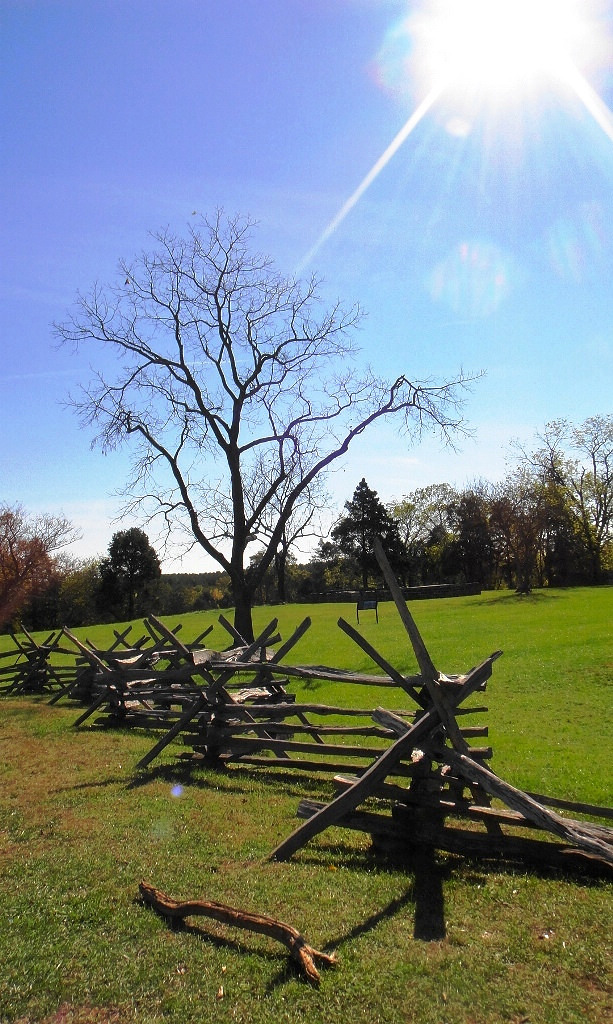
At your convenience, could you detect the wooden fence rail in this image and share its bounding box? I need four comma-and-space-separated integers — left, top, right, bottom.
2, 547, 612, 874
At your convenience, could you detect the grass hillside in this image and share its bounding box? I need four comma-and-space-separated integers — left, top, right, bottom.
1, 587, 611, 1024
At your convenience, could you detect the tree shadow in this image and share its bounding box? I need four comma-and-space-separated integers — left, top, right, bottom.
471, 590, 564, 607
127, 759, 335, 802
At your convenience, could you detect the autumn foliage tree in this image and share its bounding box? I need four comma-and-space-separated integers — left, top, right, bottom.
0, 505, 79, 629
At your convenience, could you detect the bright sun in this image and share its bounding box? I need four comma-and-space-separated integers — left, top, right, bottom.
300, 0, 612, 268
415, 0, 590, 98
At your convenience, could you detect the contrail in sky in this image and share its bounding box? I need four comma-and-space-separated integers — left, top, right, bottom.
298, 84, 444, 272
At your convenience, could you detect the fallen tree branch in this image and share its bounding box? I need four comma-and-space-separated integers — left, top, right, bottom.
139, 881, 337, 985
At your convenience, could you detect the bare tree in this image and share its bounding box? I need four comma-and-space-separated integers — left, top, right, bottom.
56, 212, 475, 640
255, 475, 327, 603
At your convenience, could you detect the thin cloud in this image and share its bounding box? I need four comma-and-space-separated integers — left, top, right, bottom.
0, 370, 77, 383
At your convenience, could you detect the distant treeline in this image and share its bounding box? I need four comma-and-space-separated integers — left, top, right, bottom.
18, 569, 233, 632
4, 413, 612, 633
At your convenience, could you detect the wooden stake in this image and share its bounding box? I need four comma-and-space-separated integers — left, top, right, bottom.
373, 537, 438, 679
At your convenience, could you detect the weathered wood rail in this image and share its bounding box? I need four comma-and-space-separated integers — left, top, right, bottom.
0, 626, 79, 695
268, 541, 613, 872
3, 541, 611, 874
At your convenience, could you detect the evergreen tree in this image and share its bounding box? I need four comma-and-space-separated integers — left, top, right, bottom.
332, 478, 406, 589
97, 528, 161, 620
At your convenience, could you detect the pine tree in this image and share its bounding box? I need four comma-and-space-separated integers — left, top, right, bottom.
97, 528, 161, 620
332, 479, 406, 589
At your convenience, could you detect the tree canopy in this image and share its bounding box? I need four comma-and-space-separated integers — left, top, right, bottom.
0, 505, 79, 629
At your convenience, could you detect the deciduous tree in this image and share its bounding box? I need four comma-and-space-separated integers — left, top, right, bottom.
489, 469, 549, 593
515, 415, 613, 583
56, 213, 474, 640
0, 505, 79, 628
389, 483, 458, 584
448, 484, 493, 585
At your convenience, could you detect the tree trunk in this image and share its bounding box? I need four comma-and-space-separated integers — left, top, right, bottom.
275, 549, 287, 603
233, 584, 255, 643
590, 546, 602, 584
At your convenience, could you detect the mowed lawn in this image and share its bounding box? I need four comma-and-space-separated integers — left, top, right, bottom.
0, 587, 611, 1024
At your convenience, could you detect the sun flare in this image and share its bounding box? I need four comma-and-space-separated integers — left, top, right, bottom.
414, 0, 593, 98
301, 0, 611, 268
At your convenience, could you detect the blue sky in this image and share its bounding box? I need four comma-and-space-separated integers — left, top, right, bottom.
1, 0, 612, 570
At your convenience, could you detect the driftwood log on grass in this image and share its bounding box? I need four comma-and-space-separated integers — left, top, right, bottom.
139, 881, 337, 985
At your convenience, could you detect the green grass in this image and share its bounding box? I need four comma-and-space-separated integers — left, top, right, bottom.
0, 588, 611, 1024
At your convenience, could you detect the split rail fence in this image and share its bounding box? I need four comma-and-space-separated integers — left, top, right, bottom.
2, 541, 612, 874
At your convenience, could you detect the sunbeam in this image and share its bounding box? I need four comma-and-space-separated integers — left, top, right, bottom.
298, 85, 442, 271
563, 62, 613, 143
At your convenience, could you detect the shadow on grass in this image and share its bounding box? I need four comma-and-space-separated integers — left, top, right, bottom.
137, 894, 293, 967
471, 590, 565, 607
262, 885, 425, 991
306, 831, 612, 883
291, 841, 451, 943
454, 852, 611, 885
136, 881, 433, 992
282, 837, 609, 956
130, 802, 608, 996
321, 846, 449, 945
127, 760, 338, 802
53, 774, 128, 793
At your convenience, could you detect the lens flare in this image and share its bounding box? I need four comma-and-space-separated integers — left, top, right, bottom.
298, 86, 442, 271
429, 241, 511, 318
301, 0, 612, 268
562, 61, 613, 143
546, 202, 608, 282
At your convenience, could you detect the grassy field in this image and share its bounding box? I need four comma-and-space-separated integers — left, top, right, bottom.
1, 588, 611, 1024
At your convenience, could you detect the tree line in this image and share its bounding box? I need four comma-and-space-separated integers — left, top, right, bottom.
250, 413, 612, 602
2, 411, 610, 632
